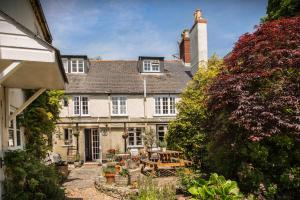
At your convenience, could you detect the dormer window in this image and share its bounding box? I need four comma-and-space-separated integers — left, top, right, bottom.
143, 60, 160, 72
71, 59, 84, 73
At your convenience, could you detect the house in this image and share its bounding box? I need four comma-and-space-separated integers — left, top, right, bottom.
0, 0, 67, 197
53, 9, 207, 163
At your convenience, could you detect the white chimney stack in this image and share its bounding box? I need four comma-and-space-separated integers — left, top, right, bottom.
190, 9, 208, 75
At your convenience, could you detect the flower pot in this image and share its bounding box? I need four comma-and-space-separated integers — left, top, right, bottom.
105, 173, 115, 184
162, 147, 167, 152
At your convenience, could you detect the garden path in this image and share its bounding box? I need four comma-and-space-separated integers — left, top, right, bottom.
64, 164, 118, 200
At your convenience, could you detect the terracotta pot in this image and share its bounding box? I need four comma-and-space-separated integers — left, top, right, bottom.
105, 173, 115, 184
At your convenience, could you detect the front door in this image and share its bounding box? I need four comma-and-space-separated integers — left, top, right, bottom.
84, 129, 92, 161
84, 128, 100, 162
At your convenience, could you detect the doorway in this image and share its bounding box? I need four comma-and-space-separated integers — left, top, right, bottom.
84, 128, 100, 162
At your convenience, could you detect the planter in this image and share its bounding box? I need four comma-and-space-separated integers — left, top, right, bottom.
115, 174, 128, 186
162, 147, 167, 152
105, 173, 115, 184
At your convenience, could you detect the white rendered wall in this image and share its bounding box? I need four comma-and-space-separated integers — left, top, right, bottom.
0, 0, 45, 40
61, 94, 180, 118
190, 23, 208, 72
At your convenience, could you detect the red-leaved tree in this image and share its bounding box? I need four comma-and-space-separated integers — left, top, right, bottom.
209, 16, 300, 141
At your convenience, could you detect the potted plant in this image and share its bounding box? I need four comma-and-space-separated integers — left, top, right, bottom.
103, 166, 116, 184
159, 140, 167, 152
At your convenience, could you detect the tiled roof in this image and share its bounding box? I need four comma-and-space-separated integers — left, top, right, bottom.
65, 60, 192, 94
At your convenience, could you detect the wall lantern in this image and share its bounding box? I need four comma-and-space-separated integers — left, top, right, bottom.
100, 123, 109, 136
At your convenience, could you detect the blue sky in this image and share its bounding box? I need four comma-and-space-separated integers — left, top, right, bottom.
41, 0, 268, 60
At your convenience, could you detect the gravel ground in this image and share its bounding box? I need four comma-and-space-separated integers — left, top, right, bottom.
64, 164, 118, 200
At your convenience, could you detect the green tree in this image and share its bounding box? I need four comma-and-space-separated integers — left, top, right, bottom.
166, 54, 223, 163
4, 90, 65, 199
21, 90, 64, 159
264, 0, 300, 21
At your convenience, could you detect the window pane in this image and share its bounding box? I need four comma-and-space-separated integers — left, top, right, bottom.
81, 97, 89, 115
170, 97, 175, 114
143, 60, 151, 71
155, 97, 161, 114
128, 131, 135, 146
162, 97, 168, 114
157, 125, 166, 142
112, 97, 119, 114
63, 59, 68, 73
16, 130, 21, 146
120, 97, 126, 114
8, 129, 14, 147
151, 62, 160, 72
136, 128, 142, 145
78, 60, 84, 72
73, 97, 80, 115
71, 60, 77, 72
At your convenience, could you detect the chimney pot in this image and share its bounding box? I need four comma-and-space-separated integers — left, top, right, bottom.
181, 29, 190, 39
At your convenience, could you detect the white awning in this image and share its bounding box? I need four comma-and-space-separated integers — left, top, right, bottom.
0, 10, 67, 89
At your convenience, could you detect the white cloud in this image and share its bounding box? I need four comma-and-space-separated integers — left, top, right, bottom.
41, 0, 177, 60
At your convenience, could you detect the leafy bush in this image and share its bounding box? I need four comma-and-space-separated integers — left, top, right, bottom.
167, 54, 223, 163
188, 173, 243, 200
130, 176, 176, 200
3, 150, 65, 200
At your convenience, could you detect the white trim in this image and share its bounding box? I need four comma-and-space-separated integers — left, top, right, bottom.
153, 95, 176, 116
81, 96, 89, 116
70, 59, 84, 73
143, 60, 160, 72
0, 61, 22, 84
9, 88, 46, 122
111, 96, 127, 116
7, 107, 23, 150
127, 127, 144, 147
73, 96, 89, 116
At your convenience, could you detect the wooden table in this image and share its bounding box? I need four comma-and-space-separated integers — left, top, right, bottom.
141, 150, 192, 176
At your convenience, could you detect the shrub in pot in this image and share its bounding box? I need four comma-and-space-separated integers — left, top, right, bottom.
159, 140, 167, 152
103, 166, 116, 184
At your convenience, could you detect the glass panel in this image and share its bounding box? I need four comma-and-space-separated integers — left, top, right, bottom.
128, 132, 135, 146
155, 97, 161, 114
170, 97, 175, 114
151, 61, 160, 72
162, 97, 168, 114
112, 97, 119, 114
73, 97, 80, 115
8, 129, 14, 147
120, 97, 126, 114
136, 128, 142, 146
92, 129, 100, 160
81, 97, 89, 115
157, 125, 166, 142
143, 60, 151, 71
78, 60, 84, 72
71, 60, 77, 72
16, 130, 21, 146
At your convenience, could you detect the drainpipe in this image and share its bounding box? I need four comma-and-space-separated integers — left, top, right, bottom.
143, 77, 147, 118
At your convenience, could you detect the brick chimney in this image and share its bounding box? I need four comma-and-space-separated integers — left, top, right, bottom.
179, 29, 191, 66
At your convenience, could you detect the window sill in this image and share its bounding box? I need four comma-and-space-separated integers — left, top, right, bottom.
111, 114, 128, 117
153, 114, 176, 117
127, 145, 144, 148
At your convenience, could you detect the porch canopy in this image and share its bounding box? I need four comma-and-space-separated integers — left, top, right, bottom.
0, 10, 67, 89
